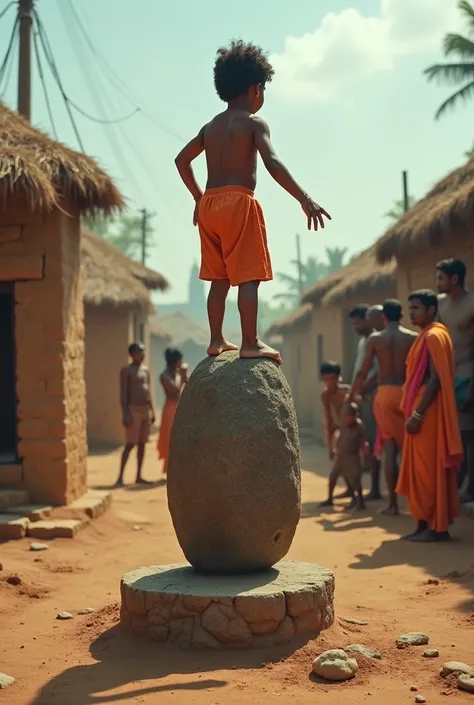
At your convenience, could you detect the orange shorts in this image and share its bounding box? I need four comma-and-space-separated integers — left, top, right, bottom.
198, 186, 273, 286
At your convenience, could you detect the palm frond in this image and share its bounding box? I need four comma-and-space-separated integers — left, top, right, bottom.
435, 79, 474, 119
458, 0, 474, 32
424, 62, 474, 85
443, 33, 474, 58
275, 272, 299, 288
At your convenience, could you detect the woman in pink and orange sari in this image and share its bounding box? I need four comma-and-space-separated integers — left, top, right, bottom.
398, 290, 463, 542
157, 348, 187, 476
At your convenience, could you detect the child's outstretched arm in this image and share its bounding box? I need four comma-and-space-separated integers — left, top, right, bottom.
175, 127, 205, 223
254, 117, 331, 231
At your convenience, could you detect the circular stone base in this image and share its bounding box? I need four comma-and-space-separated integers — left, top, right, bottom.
120, 561, 335, 649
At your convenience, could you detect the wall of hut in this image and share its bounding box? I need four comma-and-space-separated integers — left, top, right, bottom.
0, 203, 86, 504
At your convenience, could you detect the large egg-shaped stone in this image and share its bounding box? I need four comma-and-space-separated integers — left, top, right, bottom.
167, 352, 301, 575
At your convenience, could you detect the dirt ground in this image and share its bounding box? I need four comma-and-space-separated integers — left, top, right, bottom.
1, 439, 474, 705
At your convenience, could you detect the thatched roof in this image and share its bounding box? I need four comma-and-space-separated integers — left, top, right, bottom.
81, 230, 168, 309
152, 311, 209, 347
0, 102, 124, 214
149, 321, 171, 340
266, 303, 312, 336
376, 154, 474, 264
301, 267, 348, 305
322, 248, 396, 305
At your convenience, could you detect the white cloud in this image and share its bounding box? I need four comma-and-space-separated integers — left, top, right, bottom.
270, 0, 462, 103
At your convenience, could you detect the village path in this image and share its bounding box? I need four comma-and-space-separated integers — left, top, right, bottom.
1, 440, 474, 705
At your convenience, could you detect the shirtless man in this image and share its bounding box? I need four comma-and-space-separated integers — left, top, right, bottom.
174, 40, 330, 363
436, 258, 474, 503
349, 305, 384, 500
349, 299, 417, 514
115, 342, 155, 487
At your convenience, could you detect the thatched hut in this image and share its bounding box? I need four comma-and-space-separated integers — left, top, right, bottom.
81, 230, 168, 447
376, 155, 474, 303
0, 102, 122, 504
269, 247, 396, 439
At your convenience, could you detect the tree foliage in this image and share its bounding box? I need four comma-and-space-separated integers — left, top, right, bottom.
384, 196, 416, 223
83, 214, 155, 262
274, 246, 348, 307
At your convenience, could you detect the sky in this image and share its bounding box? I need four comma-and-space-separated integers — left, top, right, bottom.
0, 0, 472, 304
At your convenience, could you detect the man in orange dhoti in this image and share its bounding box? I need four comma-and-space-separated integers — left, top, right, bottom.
349, 300, 417, 515
175, 41, 331, 364
398, 290, 463, 542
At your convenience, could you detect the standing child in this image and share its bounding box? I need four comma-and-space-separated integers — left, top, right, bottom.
157, 348, 187, 476
320, 361, 354, 503
321, 402, 368, 511
175, 40, 331, 364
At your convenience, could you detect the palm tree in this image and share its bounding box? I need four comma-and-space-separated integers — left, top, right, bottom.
325, 246, 347, 273
424, 0, 474, 120
274, 255, 327, 306
384, 196, 416, 223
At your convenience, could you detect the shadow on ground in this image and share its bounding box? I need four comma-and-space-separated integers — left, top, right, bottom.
30, 625, 312, 705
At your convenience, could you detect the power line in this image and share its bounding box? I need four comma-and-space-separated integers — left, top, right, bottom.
64, 0, 186, 144
32, 9, 85, 151
0, 14, 19, 96
0, 1, 15, 22
32, 26, 58, 138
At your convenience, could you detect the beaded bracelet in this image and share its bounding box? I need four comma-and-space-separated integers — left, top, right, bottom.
412, 410, 424, 421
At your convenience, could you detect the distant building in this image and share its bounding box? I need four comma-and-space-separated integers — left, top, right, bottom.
158, 263, 240, 330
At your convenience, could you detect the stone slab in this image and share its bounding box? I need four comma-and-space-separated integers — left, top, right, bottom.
5, 505, 52, 521
66, 490, 112, 519
0, 514, 30, 540
26, 519, 84, 539
0, 489, 30, 511
120, 560, 335, 649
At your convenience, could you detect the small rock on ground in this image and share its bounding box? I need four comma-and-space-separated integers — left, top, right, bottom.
6, 575, 22, 586
396, 632, 429, 647
458, 674, 474, 694
410, 686, 418, 692
30, 543, 48, 551
340, 617, 369, 626
56, 611, 73, 620
78, 608, 95, 615
0, 673, 15, 689
313, 649, 358, 682
441, 661, 474, 678
423, 649, 439, 658
415, 696, 426, 704
345, 644, 382, 660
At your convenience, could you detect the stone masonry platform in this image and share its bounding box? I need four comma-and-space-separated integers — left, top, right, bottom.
120, 561, 335, 649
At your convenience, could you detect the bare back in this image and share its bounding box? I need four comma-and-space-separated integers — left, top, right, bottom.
370, 325, 418, 386
203, 110, 259, 190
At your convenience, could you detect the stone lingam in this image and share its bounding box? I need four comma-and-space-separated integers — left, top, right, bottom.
120, 352, 335, 649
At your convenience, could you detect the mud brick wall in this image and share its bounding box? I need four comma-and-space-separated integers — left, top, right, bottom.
0, 203, 87, 505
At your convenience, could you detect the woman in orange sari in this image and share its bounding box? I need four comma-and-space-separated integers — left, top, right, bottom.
157, 348, 187, 476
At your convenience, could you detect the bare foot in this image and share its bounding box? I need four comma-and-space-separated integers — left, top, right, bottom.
207, 340, 239, 356
319, 499, 334, 508
114, 478, 125, 488
365, 489, 383, 501
136, 478, 153, 485
240, 340, 283, 365
335, 489, 354, 500
379, 505, 399, 516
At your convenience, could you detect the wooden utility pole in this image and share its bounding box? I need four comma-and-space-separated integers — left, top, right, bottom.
18, 0, 34, 121
295, 233, 303, 296
402, 170, 409, 213
140, 208, 148, 265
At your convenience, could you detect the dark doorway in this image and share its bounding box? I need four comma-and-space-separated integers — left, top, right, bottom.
0, 284, 17, 462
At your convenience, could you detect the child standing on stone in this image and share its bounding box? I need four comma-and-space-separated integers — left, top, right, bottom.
175, 40, 331, 364
321, 402, 368, 512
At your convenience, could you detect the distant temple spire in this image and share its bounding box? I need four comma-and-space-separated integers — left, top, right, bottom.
188, 261, 205, 316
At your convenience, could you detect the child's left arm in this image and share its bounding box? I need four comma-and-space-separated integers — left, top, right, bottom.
175, 127, 206, 223
358, 423, 370, 457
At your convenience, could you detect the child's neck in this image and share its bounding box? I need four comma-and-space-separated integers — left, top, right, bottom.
227, 96, 253, 112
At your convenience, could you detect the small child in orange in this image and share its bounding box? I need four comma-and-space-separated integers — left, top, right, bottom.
321, 402, 368, 512
175, 40, 331, 364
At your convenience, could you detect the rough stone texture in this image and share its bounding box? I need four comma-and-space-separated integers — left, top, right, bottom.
415, 696, 426, 704
0, 514, 29, 539
0, 490, 30, 511
167, 352, 301, 574
396, 632, 429, 647
0, 673, 15, 689
458, 674, 474, 693
120, 561, 334, 649
423, 649, 439, 658
6, 505, 52, 521
30, 543, 48, 551
5, 206, 88, 507
312, 649, 358, 681
346, 644, 381, 660
57, 611, 73, 620
441, 661, 474, 678
27, 519, 85, 539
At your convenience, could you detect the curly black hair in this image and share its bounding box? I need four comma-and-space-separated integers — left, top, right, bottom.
213, 40, 275, 102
